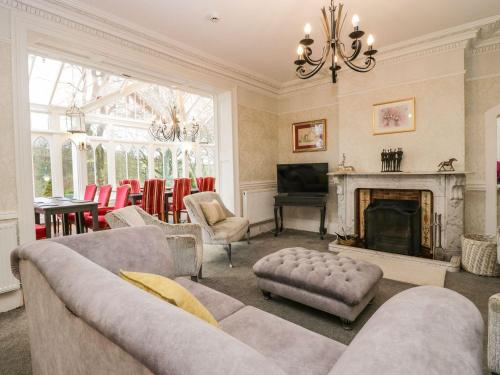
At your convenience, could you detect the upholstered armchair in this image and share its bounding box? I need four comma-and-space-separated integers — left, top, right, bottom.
105, 206, 203, 281
183, 192, 249, 267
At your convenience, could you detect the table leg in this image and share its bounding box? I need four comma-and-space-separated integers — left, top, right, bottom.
320, 206, 326, 240
279, 206, 284, 232
35, 212, 40, 225
62, 213, 70, 236
76, 212, 84, 234
274, 206, 279, 237
44, 212, 52, 239
91, 206, 99, 232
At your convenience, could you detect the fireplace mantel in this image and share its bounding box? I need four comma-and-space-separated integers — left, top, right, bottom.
328, 171, 466, 257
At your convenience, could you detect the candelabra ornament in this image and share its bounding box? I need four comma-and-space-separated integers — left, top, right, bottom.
149, 104, 200, 143
381, 148, 403, 172
294, 0, 377, 83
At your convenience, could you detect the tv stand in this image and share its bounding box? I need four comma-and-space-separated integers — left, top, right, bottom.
274, 193, 328, 239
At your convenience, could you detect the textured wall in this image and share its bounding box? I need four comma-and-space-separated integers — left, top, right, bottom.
238, 104, 279, 183
0, 41, 17, 212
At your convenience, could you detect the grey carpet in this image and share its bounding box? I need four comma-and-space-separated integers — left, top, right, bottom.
1, 229, 499, 374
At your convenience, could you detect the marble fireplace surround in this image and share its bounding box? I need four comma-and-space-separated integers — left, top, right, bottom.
328, 171, 466, 257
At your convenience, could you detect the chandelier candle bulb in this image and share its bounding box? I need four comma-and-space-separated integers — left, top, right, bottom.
351, 14, 360, 28
367, 34, 374, 46
304, 23, 312, 36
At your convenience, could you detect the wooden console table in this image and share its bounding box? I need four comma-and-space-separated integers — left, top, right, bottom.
274, 193, 328, 239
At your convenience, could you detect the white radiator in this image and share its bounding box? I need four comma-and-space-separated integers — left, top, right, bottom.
242, 189, 276, 224
0, 222, 20, 294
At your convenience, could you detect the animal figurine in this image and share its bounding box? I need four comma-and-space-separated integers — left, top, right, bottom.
336, 153, 355, 172
437, 158, 457, 172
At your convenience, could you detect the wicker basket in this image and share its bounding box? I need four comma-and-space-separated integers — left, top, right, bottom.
461, 234, 500, 276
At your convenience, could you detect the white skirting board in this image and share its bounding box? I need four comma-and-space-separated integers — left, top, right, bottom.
0, 221, 20, 294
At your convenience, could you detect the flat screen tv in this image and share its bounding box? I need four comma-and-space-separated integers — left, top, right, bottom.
277, 163, 329, 194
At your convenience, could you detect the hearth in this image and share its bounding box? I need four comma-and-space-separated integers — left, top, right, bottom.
364, 199, 421, 256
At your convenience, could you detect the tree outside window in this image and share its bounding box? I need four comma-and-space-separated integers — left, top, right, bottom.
62, 139, 74, 197
154, 149, 163, 178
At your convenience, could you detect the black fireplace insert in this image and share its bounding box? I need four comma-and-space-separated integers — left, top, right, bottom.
364, 199, 421, 256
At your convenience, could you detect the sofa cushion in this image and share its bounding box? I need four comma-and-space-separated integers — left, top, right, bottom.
211, 217, 249, 242
120, 271, 218, 327
200, 199, 226, 225
253, 247, 382, 306
175, 277, 245, 321
221, 306, 346, 375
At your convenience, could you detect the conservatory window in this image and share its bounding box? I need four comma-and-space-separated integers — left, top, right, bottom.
32, 137, 52, 197
139, 148, 148, 183
115, 146, 127, 183
95, 145, 108, 186
164, 149, 173, 186
87, 146, 95, 185
62, 140, 75, 197
127, 148, 139, 180
154, 149, 163, 178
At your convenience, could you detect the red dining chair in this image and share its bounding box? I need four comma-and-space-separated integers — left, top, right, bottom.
141, 179, 166, 221
85, 185, 130, 230
35, 224, 46, 240
168, 178, 191, 224
201, 177, 216, 192
66, 183, 98, 233
196, 177, 203, 191
120, 179, 142, 205
83, 185, 112, 231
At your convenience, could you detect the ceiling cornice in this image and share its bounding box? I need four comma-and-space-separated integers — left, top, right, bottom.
2, 0, 283, 95
2, 0, 500, 98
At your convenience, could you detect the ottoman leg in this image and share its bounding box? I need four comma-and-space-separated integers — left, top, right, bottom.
340, 318, 353, 331
262, 290, 272, 300
224, 244, 233, 268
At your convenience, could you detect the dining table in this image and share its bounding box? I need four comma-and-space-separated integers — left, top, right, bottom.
34, 197, 99, 238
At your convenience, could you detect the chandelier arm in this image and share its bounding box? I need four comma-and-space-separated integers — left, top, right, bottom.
304, 43, 330, 66
337, 40, 362, 62
296, 59, 328, 79
342, 56, 376, 73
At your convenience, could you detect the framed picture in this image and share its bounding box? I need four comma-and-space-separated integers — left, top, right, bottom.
292, 119, 327, 152
372, 97, 415, 135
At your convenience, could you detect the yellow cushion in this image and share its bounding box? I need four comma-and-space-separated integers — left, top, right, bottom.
200, 199, 226, 226
120, 270, 219, 328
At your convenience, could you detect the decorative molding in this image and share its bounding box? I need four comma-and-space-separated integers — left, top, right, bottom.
2, 0, 283, 94
1, 0, 499, 97
465, 183, 486, 191
240, 180, 276, 191
0, 211, 17, 221
466, 72, 500, 82
0, 36, 11, 44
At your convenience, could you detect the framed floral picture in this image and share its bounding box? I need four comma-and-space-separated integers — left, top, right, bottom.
292, 119, 327, 152
372, 97, 415, 135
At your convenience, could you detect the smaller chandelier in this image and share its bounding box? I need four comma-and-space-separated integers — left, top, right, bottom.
149, 105, 200, 143
294, 0, 378, 83
65, 104, 87, 151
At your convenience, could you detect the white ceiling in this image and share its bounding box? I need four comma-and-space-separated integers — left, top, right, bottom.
70, 0, 500, 83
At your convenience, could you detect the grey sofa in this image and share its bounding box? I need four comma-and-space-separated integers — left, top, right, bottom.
184, 192, 249, 267
11, 226, 484, 375
105, 205, 203, 280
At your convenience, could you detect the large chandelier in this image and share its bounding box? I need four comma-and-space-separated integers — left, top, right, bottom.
294, 0, 378, 83
149, 105, 200, 143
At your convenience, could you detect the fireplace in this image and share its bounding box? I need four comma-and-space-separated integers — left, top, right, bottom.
355, 188, 433, 258
364, 199, 421, 256
329, 171, 466, 261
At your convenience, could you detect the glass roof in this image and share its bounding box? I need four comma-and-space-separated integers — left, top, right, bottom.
28, 54, 214, 143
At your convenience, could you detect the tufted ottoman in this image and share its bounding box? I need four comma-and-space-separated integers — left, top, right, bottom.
253, 247, 383, 325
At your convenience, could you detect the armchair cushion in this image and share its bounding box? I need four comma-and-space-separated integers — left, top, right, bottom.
112, 206, 147, 227
200, 199, 226, 225
211, 217, 250, 243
